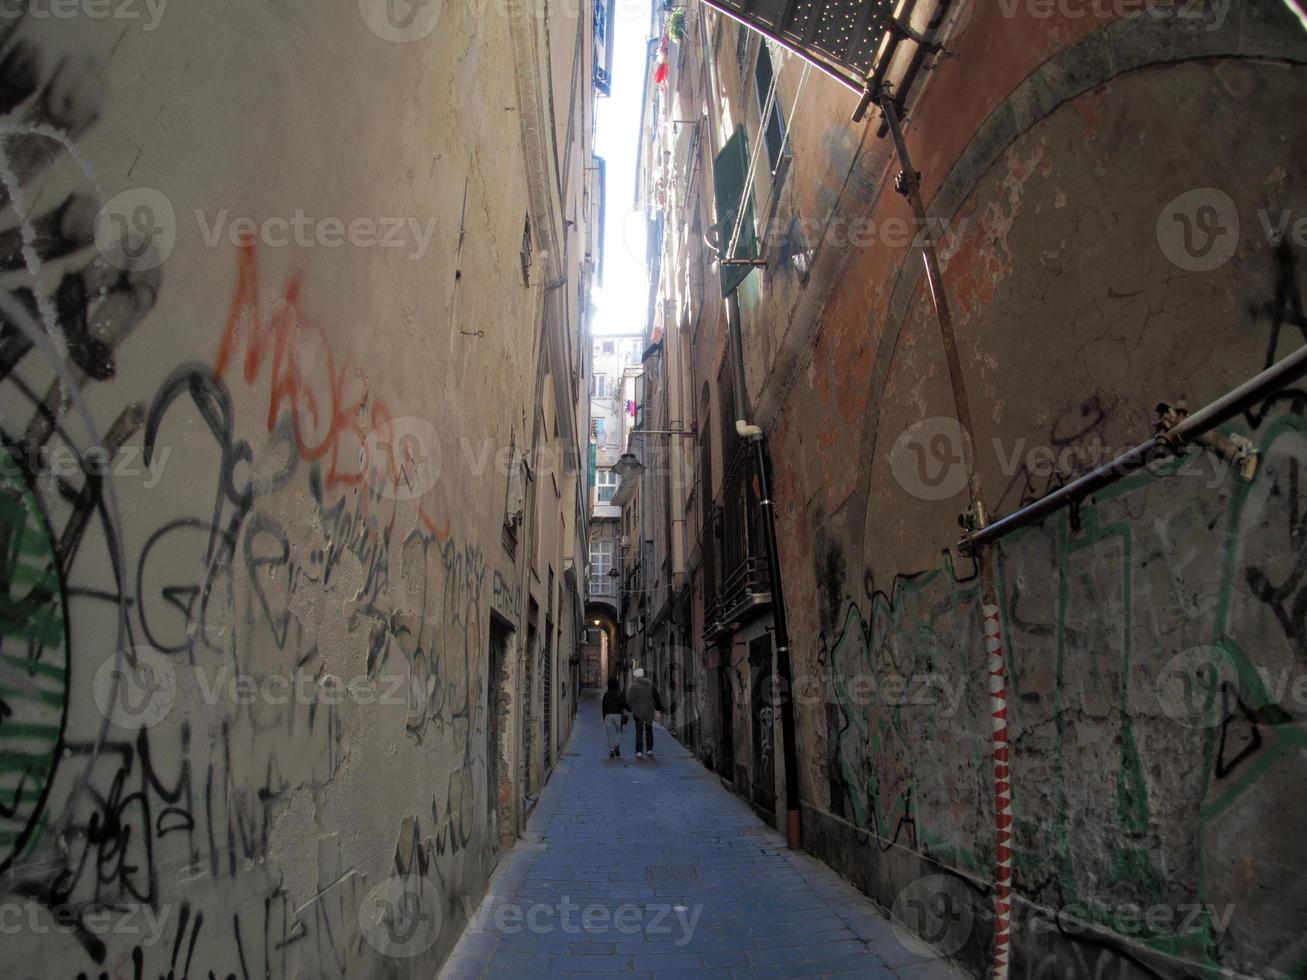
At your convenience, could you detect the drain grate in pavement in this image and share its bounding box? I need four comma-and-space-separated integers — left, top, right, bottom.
646, 865, 701, 884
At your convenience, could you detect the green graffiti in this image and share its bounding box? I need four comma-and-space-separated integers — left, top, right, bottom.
828, 413, 1307, 976
0, 466, 68, 873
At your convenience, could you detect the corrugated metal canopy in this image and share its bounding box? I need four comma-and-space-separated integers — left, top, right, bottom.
718, 0, 896, 77
702, 0, 956, 123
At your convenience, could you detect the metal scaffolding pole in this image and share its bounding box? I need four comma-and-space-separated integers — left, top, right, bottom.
880, 96, 1014, 980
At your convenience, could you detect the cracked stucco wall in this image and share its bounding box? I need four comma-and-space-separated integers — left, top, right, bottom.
721, 3, 1307, 977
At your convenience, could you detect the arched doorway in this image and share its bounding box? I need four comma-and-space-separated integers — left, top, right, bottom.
583, 602, 619, 688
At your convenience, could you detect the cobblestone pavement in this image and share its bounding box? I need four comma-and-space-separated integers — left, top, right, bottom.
440, 692, 970, 979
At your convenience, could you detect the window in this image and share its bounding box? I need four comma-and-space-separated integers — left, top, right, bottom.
594, 373, 609, 398
754, 43, 786, 176
594, 418, 606, 439
712, 125, 758, 297
735, 24, 752, 76
503, 431, 523, 557
590, 540, 615, 596
598, 541, 611, 571
602, 341, 615, 354
596, 469, 620, 505
594, 0, 614, 96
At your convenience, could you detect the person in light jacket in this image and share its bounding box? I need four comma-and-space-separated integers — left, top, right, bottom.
624, 668, 664, 759
601, 678, 627, 758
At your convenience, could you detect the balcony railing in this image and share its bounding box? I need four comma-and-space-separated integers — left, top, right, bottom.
703, 555, 771, 639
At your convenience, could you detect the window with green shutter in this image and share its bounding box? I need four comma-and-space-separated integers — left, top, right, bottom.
713, 124, 758, 297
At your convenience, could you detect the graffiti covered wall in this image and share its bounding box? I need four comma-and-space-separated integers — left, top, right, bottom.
741, 4, 1307, 977
0, 2, 587, 976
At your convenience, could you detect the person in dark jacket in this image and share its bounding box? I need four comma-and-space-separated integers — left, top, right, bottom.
601, 678, 627, 758
624, 668, 664, 759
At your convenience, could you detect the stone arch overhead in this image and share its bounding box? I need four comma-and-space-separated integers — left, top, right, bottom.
586, 597, 619, 622
845, 6, 1307, 553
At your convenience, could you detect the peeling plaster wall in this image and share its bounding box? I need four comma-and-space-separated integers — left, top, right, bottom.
0, 3, 587, 977
729, 3, 1307, 978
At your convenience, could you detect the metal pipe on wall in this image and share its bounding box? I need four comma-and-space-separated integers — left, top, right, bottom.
962, 439, 1161, 552
963, 342, 1307, 553
665, 300, 690, 593
726, 293, 803, 851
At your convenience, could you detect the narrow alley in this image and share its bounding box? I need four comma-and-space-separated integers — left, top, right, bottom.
442, 693, 964, 980
2, 1, 1307, 978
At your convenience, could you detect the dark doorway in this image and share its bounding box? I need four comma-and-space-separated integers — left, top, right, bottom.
524, 609, 537, 793
718, 659, 734, 782
749, 634, 777, 816
487, 616, 512, 850
543, 616, 554, 769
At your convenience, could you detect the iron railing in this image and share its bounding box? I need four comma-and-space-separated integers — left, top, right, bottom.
704, 554, 772, 637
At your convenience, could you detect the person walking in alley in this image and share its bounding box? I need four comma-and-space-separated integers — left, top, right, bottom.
625, 668, 663, 759
601, 678, 628, 758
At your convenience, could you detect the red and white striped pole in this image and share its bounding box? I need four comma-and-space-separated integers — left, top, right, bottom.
984, 596, 1012, 980
881, 97, 1014, 980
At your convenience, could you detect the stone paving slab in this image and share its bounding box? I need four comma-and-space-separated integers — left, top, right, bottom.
440, 693, 972, 979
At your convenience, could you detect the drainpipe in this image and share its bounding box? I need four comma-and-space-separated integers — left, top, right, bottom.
701, 2, 724, 152
666, 298, 689, 592
727, 294, 803, 851
880, 98, 1013, 980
